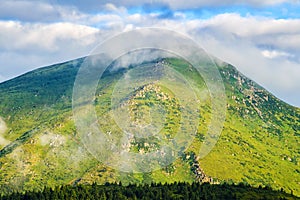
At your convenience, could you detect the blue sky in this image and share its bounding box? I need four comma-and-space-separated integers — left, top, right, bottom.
180, 4, 300, 19
124, 2, 300, 20
0, 0, 300, 107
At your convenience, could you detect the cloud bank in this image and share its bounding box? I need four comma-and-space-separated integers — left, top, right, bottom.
0, 0, 299, 107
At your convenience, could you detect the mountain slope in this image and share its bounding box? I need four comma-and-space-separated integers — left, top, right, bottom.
0, 57, 299, 195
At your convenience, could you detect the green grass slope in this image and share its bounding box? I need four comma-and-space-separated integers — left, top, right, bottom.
0, 57, 299, 196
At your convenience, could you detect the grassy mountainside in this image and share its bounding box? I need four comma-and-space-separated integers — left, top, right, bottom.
0, 57, 299, 196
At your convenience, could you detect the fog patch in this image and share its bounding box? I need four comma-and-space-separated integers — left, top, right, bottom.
39, 132, 66, 147
109, 49, 175, 72
0, 117, 9, 146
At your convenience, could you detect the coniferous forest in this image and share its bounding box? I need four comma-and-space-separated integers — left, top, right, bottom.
1, 182, 298, 200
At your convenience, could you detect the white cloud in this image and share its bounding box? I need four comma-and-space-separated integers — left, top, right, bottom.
46, 0, 300, 11
0, 6, 299, 106
197, 13, 300, 36
0, 20, 102, 81
0, 21, 99, 51
157, 0, 298, 9
186, 14, 300, 106
104, 3, 127, 14
0, 0, 58, 21
261, 50, 294, 59
0, 0, 82, 22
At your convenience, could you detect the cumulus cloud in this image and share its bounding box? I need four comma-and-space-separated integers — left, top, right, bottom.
187, 14, 300, 106
192, 13, 300, 61
0, 21, 98, 51
0, 20, 102, 80
196, 31, 300, 105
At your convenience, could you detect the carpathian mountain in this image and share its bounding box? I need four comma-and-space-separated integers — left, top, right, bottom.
0, 55, 299, 196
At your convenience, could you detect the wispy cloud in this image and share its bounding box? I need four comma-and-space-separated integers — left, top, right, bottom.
49, 0, 300, 11
261, 49, 294, 59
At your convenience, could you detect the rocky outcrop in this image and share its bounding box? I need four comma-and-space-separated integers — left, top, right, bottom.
183, 151, 213, 183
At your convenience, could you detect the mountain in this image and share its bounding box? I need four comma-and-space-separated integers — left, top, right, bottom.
0, 56, 299, 196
